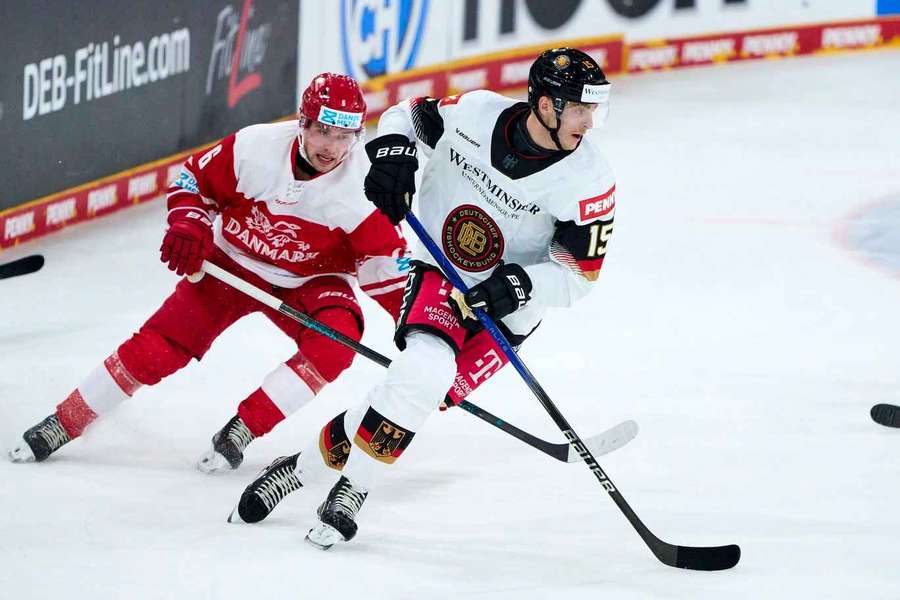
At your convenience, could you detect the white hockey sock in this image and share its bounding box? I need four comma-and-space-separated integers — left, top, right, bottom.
260, 362, 317, 417
341, 332, 457, 491
79, 353, 139, 415
297, 403, 367, 482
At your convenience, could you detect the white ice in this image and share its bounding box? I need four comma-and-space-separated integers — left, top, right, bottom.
2, 50, 899, 599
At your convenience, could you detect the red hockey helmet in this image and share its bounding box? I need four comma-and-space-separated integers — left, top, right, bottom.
299, 73, 367, 132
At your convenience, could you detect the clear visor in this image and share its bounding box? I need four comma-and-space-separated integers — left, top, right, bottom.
573, 82, 611, 129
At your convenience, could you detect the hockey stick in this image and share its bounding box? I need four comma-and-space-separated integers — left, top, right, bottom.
199, 260, 637, 463
405, 210, 740, 571
0, 254, 44, 280
871, 404, 900, 428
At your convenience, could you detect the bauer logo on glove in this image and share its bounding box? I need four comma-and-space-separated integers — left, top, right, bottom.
363, 134, 419, 225
449, 262, 533, 330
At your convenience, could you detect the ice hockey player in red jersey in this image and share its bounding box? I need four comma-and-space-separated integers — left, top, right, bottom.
226, 48, 618, 548
8, 73, 410, 469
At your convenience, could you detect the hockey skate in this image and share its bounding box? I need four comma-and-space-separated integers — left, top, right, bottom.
8, 414, 71, 463
197, 415, 255, 474
228, 453, 303, 524
305, 475, 368, 550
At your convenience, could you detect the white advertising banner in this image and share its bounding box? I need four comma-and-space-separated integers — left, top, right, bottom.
300, 0, 878, 90
296, 1, 895, 118
451, 0, 877, 57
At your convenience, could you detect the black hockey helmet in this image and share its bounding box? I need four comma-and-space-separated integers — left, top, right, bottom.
528, 48, 610, 149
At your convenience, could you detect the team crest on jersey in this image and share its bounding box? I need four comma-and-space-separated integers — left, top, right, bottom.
442, 205, 504, 272
245, 205, 305, 249
223, 204, 321, 264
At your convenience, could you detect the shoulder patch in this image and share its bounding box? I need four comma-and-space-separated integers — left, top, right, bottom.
578, 185, 616, 223
439, 94, 463, 107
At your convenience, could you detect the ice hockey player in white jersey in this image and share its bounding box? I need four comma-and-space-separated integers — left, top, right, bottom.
226, 48, 617, 548
8, 73, 410, 469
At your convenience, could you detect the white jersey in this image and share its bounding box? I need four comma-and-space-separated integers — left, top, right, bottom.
377, 90, 616, 327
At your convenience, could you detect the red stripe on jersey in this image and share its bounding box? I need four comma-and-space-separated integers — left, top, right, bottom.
575, 257, 604, 273
360, 275, 408, 293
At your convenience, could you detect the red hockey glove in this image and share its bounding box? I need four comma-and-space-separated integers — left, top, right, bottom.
159, 209, 213, 276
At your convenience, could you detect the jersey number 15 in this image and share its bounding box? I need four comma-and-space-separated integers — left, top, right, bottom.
586, 223, 613, 258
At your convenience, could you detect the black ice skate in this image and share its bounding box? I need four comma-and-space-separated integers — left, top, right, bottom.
305, 475, 368, 550
871, 403, 900, 428
228, 453, 303, 524
8, 414, 72, 463
197, 415, 255, 474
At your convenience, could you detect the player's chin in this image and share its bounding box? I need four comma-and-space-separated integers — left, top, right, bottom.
564, 133, 584, 150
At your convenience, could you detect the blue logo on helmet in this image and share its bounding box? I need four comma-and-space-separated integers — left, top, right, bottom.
340, 0, 429, 81
318, 106, 364, 129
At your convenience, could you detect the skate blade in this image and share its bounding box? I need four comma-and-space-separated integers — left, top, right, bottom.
305, 523, 344, 551
8, 443, 36, 463
197, 449, 231, 474
227, 504, 246, 524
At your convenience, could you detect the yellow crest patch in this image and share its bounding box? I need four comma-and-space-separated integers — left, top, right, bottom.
553, 54, 571, 69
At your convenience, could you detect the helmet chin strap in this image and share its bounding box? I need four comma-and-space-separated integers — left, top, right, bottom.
296, 122, 312, 162
534, 97, 567, 151
294, 124, 323, 176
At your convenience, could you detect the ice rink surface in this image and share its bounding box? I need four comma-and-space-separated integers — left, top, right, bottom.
2, 50, 899, 599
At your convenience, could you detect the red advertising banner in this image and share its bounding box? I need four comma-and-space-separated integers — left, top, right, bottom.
628, 17, 900, 73
0, 153, 193, 250
3, 17, 898, 252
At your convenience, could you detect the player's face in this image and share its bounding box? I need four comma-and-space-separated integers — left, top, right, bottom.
556, 101, 597, 150
302, 121, 358, 172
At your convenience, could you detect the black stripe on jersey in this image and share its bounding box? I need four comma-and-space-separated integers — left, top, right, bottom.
550, 219, 609, 276
409, 97, 445, 149
490, 103, 572, 180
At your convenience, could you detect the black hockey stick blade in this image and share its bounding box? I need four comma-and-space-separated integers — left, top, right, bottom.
871, 403, 900, 428
669, 543, 741, 571
621, 496, 741, 570
0, 254, 44, 280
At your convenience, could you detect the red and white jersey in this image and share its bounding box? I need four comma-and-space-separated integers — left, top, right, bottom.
166, 121, 408, 316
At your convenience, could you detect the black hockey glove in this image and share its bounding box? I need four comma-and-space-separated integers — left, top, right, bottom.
364, 134, 418, 225
461, 262, 532, 321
